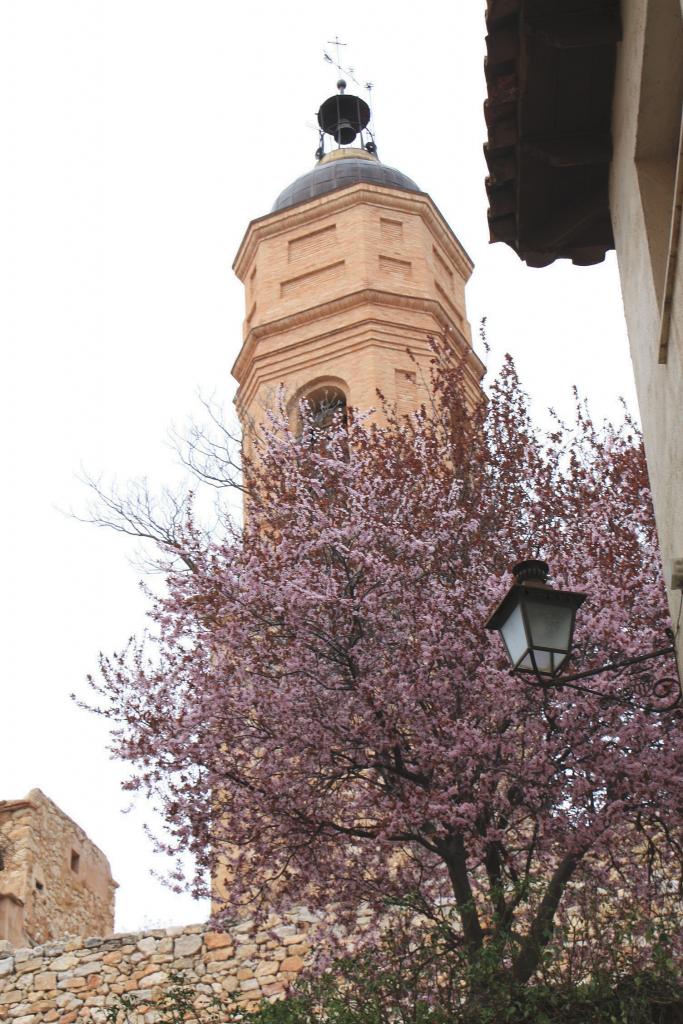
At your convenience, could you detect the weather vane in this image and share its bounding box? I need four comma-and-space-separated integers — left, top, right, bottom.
323, 37, 374, 98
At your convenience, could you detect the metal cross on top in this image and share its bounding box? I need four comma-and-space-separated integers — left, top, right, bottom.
326, 36, 347, 69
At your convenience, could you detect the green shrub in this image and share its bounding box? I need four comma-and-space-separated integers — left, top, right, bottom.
243, 943, 683, 1024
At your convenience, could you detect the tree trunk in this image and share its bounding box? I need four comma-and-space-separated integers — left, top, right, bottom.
512, 848, 586, 984
439, 834, 485, 957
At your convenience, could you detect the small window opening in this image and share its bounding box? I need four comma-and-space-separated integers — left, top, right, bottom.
35, 879, 44, 891
70, 850, 81, 873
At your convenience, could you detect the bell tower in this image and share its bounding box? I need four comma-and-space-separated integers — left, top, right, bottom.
231, 81, 483, 436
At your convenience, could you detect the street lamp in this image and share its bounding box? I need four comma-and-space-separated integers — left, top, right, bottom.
484, 559, 586, 678
485, 557, 680, 709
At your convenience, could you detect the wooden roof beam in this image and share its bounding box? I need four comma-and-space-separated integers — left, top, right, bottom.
523, 135, 612, 167
525, 190, 610, 251
527, 9, 621, 49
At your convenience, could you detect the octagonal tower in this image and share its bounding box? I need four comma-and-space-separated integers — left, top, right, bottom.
231, 82, 483, 439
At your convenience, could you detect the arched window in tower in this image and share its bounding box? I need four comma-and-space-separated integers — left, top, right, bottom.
292, 381, 349, 454
302, 385, 347, 433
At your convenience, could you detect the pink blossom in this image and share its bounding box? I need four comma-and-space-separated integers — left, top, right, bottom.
86, 347, 683, 983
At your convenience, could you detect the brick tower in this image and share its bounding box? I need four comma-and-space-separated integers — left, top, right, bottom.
231, 81, 483, 438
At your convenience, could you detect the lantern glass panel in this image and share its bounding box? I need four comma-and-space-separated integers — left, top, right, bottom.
520, 648, 554, 674
499, 603, 529, 666
525, 597, 573, 656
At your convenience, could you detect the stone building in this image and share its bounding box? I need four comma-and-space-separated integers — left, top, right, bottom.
0, 790, 116, 948
483, 0, 683, 661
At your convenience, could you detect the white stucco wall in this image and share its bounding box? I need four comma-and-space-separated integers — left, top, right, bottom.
610, 0, 683, 657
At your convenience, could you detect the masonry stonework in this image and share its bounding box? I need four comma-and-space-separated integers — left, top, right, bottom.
0, 916, 315, 1022
0, 792, 116, 950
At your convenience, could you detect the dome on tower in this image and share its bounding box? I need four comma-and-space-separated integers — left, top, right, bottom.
272, 149, 421, 212
272, 81, 420, 212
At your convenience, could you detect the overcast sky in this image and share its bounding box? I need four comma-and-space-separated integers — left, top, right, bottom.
0, 2, 638, 933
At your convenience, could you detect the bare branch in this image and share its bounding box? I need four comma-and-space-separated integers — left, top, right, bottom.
171, 395, 245, 492
74, 472, 200, 573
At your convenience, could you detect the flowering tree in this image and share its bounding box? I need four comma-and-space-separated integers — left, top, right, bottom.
89, 349, 683, 989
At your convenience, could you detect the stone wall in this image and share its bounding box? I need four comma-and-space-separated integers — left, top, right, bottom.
0, 791, 116, 948
0, 916, 313, 1022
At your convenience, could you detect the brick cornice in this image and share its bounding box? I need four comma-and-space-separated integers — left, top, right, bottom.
231, 287, 481, 383
235, 328, 484, 419
232, 184, 473, 284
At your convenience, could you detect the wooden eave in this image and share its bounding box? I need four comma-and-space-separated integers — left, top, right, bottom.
484, 0, 621, 268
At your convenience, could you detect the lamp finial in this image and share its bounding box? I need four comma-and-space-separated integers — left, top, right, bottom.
513, 559, 549, 586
